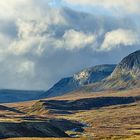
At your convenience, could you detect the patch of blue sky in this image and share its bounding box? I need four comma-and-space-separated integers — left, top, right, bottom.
66, 4, 113, 16
48, 0, 123, 17
48, 0, 64, 8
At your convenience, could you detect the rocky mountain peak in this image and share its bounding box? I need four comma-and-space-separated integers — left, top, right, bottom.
111, 50, 140, 78
74, 65, 116, 86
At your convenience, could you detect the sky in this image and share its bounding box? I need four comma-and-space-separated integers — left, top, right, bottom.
0, 0, 140, 90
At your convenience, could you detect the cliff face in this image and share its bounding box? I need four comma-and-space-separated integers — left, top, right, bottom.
84, 50, 140, 92
111, 50, 140, 78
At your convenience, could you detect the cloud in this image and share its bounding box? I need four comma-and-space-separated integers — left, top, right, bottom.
55, 29, 96, 50
64, 0, 140, 14
0, 33, 11, 48
100, 29, 140, 51
0, 1, 139, 90
8, 0, 65, 55
0, 0, 30, 19
17, 61, 35, 77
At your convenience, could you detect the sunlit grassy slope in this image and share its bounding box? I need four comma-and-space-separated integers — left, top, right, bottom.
1, 88, 140, 140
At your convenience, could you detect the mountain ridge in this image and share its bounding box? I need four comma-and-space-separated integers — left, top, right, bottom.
39, 64, 116, 98
39, 50, 140, 99
82, 50, 140, 93
111, 50, 140, 78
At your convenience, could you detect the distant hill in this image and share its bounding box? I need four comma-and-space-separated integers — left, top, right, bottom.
0, 90, 44, 103
39, 64, 116, 98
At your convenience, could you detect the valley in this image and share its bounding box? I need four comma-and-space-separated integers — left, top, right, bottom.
0, 50, 140, 139
0, 88, 140, 140
0, 0, 139, 139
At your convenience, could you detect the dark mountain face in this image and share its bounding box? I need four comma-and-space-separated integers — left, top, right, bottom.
39, 64, 116, 98
111, 50, 140, 78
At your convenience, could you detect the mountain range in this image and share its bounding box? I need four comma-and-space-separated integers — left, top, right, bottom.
39, 50, 140, 99
39, 64, 116, 98
84, 50, 140, 93
0, 50, 140, 103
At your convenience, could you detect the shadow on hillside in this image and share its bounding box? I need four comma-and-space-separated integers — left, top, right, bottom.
49, 118, 85, 132
0, 121, 69, 139
0, 105, 23, 114
41, 96, 140, 111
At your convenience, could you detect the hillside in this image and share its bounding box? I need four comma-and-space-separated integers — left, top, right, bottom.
3, 88, 140, 139
77, 50, 140, 93
39, 64, 116, 98
112, 50, 140, 77
0, 105, 69, 138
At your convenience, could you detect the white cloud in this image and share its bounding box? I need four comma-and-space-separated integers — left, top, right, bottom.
4, 0, 66, 56
17, 60, 35, 77
0, 0, 30, 19
0, 33, 12, 62
55, 29, 96, 50
9, 36, 46, 55
100, 29, 139, 51
0, 0, 68, 89
64, 0, 140, 14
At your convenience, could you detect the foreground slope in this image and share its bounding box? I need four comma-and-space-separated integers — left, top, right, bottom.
39, 64, 116, 98
0, 121, 68, 138
3, 88, 140, 140
0, 105, 68, 138
28, 89, 140, 139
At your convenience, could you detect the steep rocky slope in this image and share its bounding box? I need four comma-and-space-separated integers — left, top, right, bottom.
84, 50, 140, 92
111, 50, 140, 78
39, 64, 116, 98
